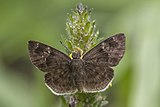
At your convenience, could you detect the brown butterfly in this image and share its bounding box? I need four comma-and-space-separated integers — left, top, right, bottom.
28, 33, 125, 95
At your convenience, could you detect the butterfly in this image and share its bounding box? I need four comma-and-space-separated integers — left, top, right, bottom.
28, 33, 125, 95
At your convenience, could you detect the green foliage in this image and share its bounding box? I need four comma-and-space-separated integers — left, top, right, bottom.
75, 93, 108, 107
61, 93, 108, 107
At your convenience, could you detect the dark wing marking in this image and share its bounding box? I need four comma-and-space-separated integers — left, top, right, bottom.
28, 41, 77, 95
83, 61, 114, 92
83, 33, 125, 67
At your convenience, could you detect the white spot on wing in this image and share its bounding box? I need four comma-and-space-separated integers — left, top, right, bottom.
35, 43, 39, 49
47, 47, 51, 54
101, 42, 105, 49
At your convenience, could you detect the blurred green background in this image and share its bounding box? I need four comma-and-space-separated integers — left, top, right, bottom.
0, 0, 160, 107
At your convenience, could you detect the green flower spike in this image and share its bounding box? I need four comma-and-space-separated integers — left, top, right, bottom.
65, 3, 99, 55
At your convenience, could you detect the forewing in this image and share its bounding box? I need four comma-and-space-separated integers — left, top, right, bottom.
83, 61, 114, 92
83, 33, 125, 67
28, 41, 77, 95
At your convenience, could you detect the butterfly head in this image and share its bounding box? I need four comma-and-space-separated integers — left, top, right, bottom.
72, 52, 81, 59
70, 47, 83, 59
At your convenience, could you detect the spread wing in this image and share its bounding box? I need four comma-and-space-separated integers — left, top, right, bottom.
28, 41, 77, 95
82, 33, 125, 92
83, 33, 125, 66
83, 61, 114, 92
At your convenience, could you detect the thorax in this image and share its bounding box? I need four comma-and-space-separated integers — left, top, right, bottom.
70, 59, 84, 70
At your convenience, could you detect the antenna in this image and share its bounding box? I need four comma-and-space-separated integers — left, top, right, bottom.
60, 41, 71, 54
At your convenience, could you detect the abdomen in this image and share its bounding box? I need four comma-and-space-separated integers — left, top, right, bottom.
70, 59, 85, 91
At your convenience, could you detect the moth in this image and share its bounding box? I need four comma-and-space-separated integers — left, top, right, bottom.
28, 33, 125, 95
